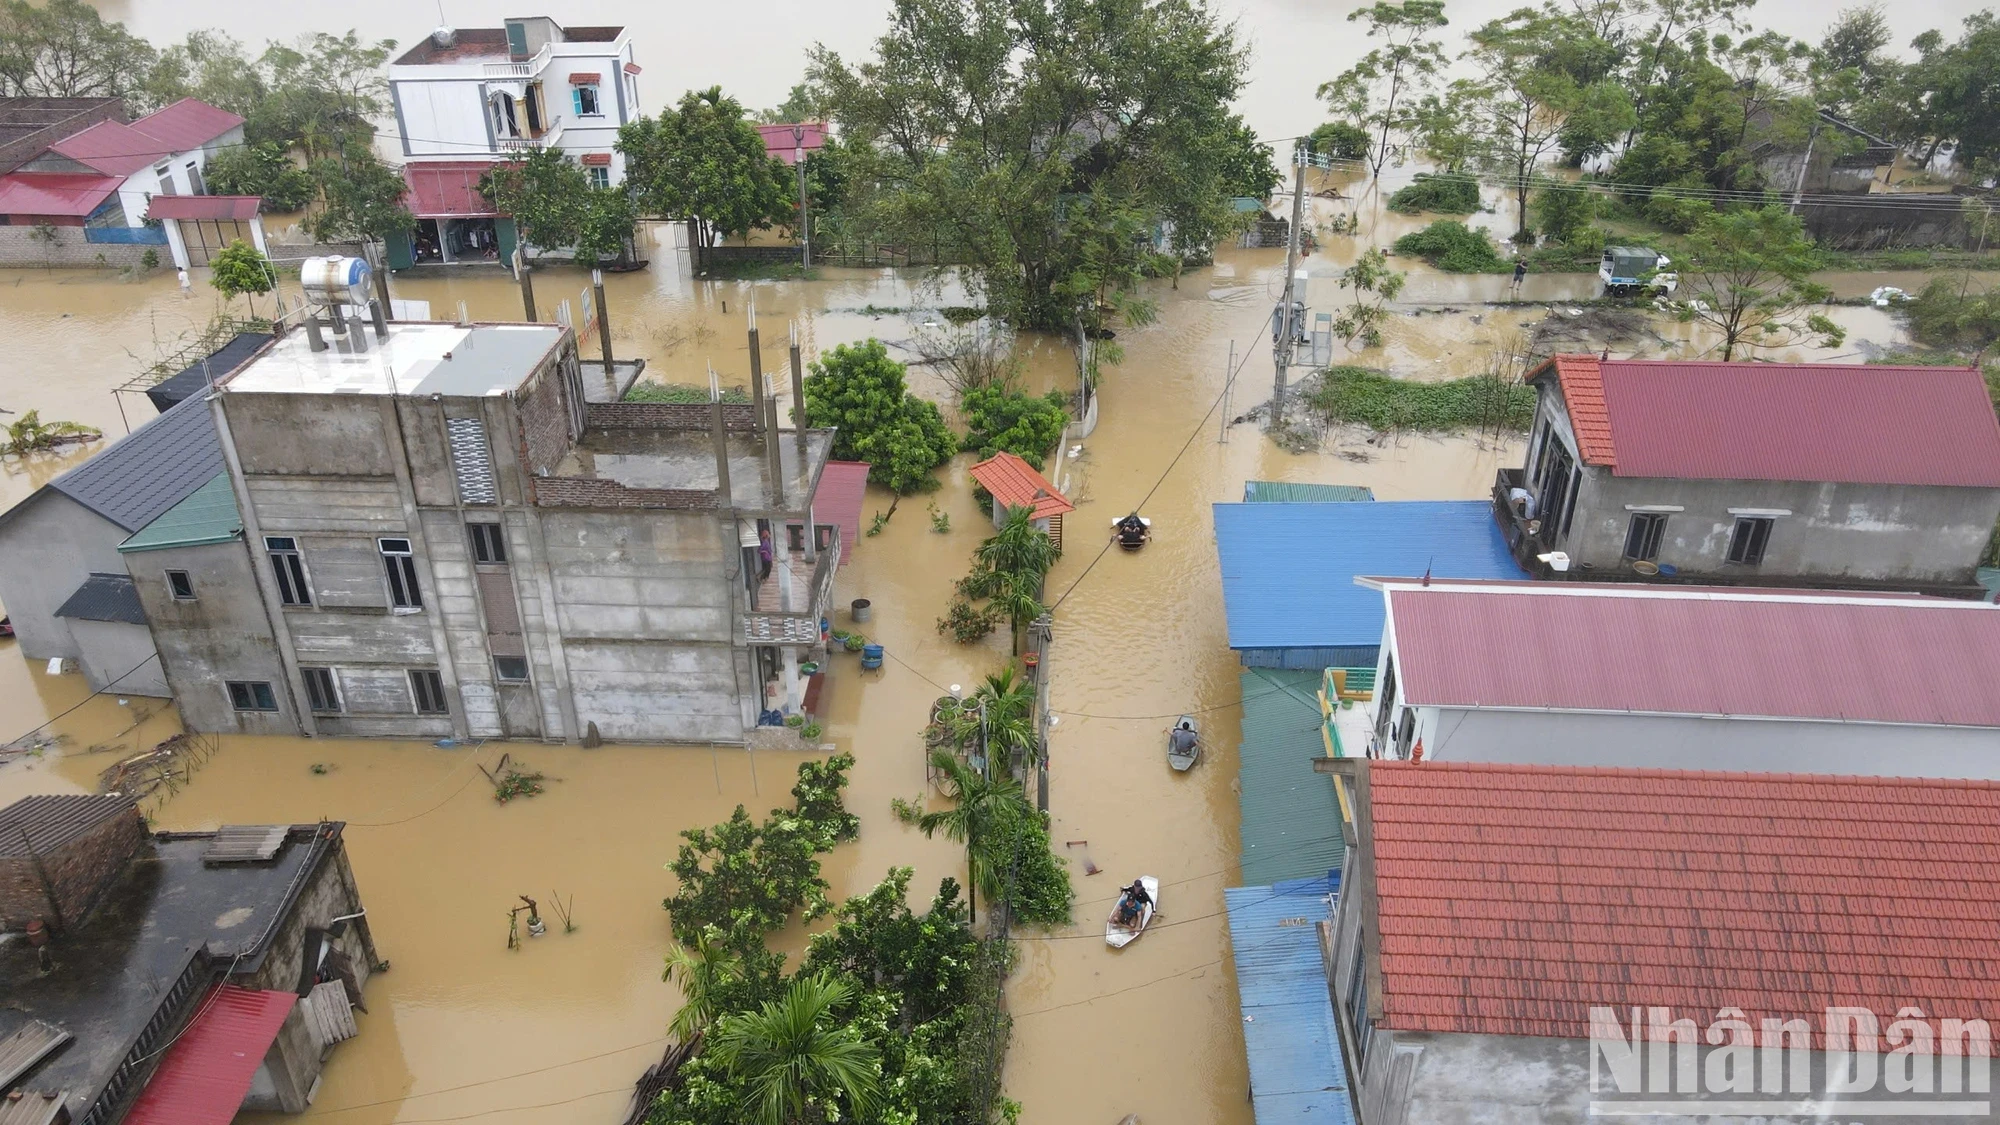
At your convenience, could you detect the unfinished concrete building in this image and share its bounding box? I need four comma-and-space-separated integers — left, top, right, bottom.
176, 311, 837, 742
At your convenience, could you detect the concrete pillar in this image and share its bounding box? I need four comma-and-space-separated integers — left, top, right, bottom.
249, 215, 269, 257
782, 646, 801, 714
163, 220, 190, 271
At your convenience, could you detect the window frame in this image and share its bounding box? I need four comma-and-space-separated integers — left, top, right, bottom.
165, 569, 196, 601
410, 669, 449, 715
1622, 512, 1668, 562
587, 165, 610, 190
1726, 516, 1774, 566
494, 655, 531, 683
300, 667, 342, 714
227, 680, 278, 712
468, 522, 509, 565
265, 536, 311, 607
379, 537, 423, 610
572, 82, 602, 117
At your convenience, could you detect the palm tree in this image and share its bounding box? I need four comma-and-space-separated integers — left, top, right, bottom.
975, 505, 1056, 582
662, 931, 741, 1042
975, 666, 1038, 764
900, 748, 1025, 920
708, 971, 879, 1125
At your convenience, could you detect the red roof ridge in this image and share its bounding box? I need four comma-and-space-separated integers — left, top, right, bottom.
1535, 354, 1615, 467
968, 451, 1073, 519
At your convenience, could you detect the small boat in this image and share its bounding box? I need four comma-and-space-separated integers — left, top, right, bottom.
0, 616, 12, 640
1166, 715, 1199, 771
1105, 876, 1159, 948
1111, 514, 1152, 552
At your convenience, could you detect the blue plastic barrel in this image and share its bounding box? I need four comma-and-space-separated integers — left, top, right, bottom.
861, 643, 884, 670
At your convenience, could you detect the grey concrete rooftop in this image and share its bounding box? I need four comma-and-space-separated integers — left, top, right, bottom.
558, 429, 833, 512
224, 323, 563, 398
0, 828, 331, 1120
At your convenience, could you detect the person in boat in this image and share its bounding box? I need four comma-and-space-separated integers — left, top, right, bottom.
1113, 880, 1152, 928
1169, 722, 1197, 757
1114, 512, 1149, 548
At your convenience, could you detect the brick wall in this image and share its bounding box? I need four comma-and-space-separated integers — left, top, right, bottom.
532, 477, 719, 509
517, 360, 574, 475
0, 804, 146, 932
0, 227, 157, 268
584, 402, 759, 431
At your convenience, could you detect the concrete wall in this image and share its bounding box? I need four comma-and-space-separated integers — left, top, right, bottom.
1802, 194, 1985, 251
0, 493, 129, 658
1562, 470, 2000, 586
66, 618, 167, 696
224, 395, 398, 477
392, 80, 498, 158
1358, 1027, 1998, 1125
0, 804, 145, 932
1419, 706, 2000, 779
127, 539, 295, 735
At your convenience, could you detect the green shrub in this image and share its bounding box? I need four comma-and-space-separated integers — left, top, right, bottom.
1306, 366, 1535, 431
804, 339, 957, 494
1308, 121, 1371, 161
139, 248, 160, 270
799, 721, 823, 742
958, 386, 1069, 470
203, 142, 316, 212
623, 381, 750, 403
1392, 220, 1507, 273
1387, 174, 1481, 215
1643, 187, 1713, 234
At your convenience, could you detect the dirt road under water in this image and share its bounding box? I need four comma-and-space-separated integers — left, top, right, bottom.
0, 185, 1935, 1124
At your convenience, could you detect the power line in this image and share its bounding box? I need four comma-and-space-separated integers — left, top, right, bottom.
307, 1037, 669, 1116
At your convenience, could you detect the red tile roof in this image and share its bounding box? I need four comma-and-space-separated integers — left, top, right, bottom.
1536, 354, 2000, 486
403, 160, 500, 218
49, 100, 243, 175
1366, 761, 2000, 1043
1534, 355, 1615, 466
146, 195, 260, 222
968, 451, 1073, 519
122, 985, 296, 1125
0, 172, 121, 217
756, 122, 827, 166
1383, 580, 2000, 726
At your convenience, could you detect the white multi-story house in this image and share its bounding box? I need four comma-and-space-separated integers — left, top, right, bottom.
385, 17, 640, 267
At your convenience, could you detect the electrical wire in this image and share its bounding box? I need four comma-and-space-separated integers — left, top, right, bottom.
306, 1037, 670, 1116
1, 652, 162, 749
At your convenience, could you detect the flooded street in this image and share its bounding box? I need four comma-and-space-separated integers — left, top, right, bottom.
0, 165, 1944, 1120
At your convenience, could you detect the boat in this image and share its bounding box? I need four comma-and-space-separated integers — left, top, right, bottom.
1166, 715, 1199, 771
1105, 876, 1159, 948
0, 616, 12, 640
1111, 514, 1152, 552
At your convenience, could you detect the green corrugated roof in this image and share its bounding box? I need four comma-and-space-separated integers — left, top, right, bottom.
1236, 668, 1346, 885
1981, 567, 2000, 600
118, 473, 242, 553
1241, 481, 1375, 503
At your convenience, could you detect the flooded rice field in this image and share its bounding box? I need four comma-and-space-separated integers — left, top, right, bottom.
0, 172, 1943, 1123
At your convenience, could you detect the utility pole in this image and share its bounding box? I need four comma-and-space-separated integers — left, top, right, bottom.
794, 124, 811, 268
592, 268, 613, 374
1272, 143, 1308, 426
513, 247, 536, 321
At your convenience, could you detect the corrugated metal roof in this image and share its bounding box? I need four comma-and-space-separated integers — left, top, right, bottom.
403, 161, 502, 218
52, 573, 146, 625
119, 474, 242, 554
0, 795, 134, 858
0, 1019, 71, 1090
0, 172, 121, 217
755, 122, 827, 165
1214, 500, 1523, 651
1368, 761, 2000, 1044
46, 120, 159, 175
1385, 581, 2000, 726
807, 460, 869, 565
1225, 875, 1354, 1125
43, 389, 224, 533
1238, 670, 1347, 886
1241, 481, 1374, 503
121, 986, 294, 1125
968, 452, 1072, 519
200, 825, 287, 865
127, 99, 244, 153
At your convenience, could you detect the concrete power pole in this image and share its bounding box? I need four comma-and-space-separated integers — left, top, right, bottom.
1271, 144, 1308, 426
794, 125, 811, 268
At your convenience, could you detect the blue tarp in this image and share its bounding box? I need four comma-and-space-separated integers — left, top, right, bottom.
1214, 500, 1524, 652
1226, 874, 1356, 1125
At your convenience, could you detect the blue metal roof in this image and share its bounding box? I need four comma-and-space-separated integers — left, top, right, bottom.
1226, 874, 1355, 1125
1214, 500, 1524, 651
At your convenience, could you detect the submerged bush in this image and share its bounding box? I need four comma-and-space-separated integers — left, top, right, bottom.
1391, 220, 1507, 273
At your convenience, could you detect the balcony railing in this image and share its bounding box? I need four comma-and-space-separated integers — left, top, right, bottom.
498, 117, 563, 151
743, 528, 841, 646
1493, 467, 1560, 578
483, 45, 552, 78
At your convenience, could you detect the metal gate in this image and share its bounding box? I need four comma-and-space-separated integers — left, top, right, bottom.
179, 218, 254, 266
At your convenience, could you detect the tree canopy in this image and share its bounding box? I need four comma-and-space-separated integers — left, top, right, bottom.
802, 340, 957, 494
619, 87, 793, 256
208, 240, 275, 315
1317, 0, 1450, 178
1671, 206, 1844, 361
808, 0, 1259, 331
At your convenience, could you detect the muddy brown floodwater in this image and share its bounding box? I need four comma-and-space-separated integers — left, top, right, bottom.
0, 171, 1943, 1124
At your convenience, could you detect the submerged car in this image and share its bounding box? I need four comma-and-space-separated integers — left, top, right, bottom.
1600, 246, 1678, 298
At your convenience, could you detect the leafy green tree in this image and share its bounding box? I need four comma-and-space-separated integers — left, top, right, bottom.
1815, 4, 1893, 116
758, 82, 828, 124
958, 387, 1068, 469
1904, 278, 2000, 352
1308, 121, 1371, 162
1331, 248, 1406, 349
203, 143, 316, 212
802, 340, 956, 494
1316, 0, 1449, 177
1217, 115, 1282, 202
209, 240, 275, 316
810, 0, 1255, 331
1465, 7, 1634, 240
0, 0, 155, 99
618, 87, 791, 261
577, 188, 637, 266
306, 145, 412, 243
251, 31, 396, 158
1385, 172, 1480, 215
1532, 179, 1598, 246
480, 148, 592, 256
1672, 206, 1842, 361
1901, 13, 2000, 171
142, 30, 263, 116
898, 749, 1023, 920
1405, 81, 1484, 173
707, 971, 880, 1125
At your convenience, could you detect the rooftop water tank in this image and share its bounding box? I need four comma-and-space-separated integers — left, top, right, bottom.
299, 256, 371, 309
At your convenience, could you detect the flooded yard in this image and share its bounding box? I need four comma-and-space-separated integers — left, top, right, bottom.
0, 187, 1940, 1123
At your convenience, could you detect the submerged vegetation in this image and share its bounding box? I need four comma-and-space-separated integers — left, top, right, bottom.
1306, 366, 1535, 432
1392, 219, 1508, 273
